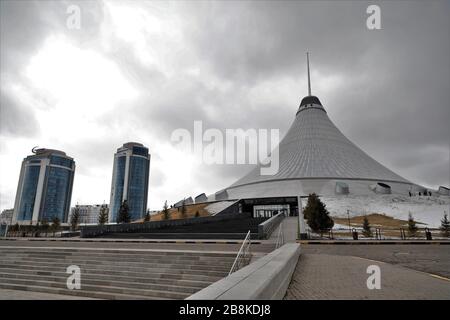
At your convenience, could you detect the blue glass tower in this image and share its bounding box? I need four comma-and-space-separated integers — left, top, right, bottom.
109, 142, 150, 222
12, 148, 75, 224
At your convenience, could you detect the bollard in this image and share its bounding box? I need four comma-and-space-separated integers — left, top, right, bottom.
425, 228, 432, 240
400, 228, 406, 240
375, 228, 382, 240
329, 229, 334, 240
352, 228, 358, 240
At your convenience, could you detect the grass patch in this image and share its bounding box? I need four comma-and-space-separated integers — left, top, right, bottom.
333, 213, 426, 229
142, 203, 211, 222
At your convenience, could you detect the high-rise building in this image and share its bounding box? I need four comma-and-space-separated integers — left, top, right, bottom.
109, 142, 150, 222
12, 148, 75, 224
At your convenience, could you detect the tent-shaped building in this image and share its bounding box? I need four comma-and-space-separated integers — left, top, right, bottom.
209, 54, 423, 217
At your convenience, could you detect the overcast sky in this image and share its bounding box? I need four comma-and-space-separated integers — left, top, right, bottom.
1, 0, 449, 211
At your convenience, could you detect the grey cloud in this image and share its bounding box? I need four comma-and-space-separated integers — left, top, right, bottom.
1, 0, 449, 209
0, 90, 40, 137
103, 0, 449, 190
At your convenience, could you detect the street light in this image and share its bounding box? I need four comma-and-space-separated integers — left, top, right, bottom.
347, 209, 351, 234
298, 195, 307, 240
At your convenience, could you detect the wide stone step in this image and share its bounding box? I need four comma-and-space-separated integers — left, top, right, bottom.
0, 268, 211, 288
0, 248, 237, 258
0, 266, 223, 283
0, 258, 232, 273
1, 254, 236, 266
104, 233, 255, 239
0, 282, 167, 300
0, 272, 201, 294
2, 256, 233, 271
0, 250, 237, 260
0, 262, 229, 278
0, 276, 189, 299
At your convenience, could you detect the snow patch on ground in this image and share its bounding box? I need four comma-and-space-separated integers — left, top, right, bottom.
205, 201, 236, 215
322, 195, 450, 228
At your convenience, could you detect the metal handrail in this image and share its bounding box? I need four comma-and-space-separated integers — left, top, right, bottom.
275, 221, 284, 249
229, 230, 251, 275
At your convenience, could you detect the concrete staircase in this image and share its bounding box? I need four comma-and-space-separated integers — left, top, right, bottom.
0, 247, 237, 299
102, 216, 267, 240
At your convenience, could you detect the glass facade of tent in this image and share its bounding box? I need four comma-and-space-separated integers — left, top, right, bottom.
253, 204, 290, 218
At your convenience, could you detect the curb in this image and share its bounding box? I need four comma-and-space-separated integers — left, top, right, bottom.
297, 240, 450, 245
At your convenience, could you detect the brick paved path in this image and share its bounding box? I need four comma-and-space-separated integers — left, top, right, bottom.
285, 254, 450, 300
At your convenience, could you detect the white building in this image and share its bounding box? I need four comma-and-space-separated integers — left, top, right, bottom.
69, 204, 108, 225
0, 209, 13, 224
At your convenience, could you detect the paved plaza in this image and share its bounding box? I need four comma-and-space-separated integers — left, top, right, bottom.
285, 253, 450, 300
301, 244, 450, 278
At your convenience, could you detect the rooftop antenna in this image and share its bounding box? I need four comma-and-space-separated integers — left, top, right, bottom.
307, 52, 311, 96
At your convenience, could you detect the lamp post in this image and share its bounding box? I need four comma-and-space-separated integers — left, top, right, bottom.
347, 210, 351, 234
298, 195, 307, 240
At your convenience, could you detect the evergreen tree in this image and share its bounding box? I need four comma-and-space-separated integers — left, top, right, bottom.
163, 201, 170, 220
70, 206, 80, 231
98, 204, 109, 225
181, 199, 187, 218
51, 216, 60, 236
440, 213, 450, 237
303, 193, 334, 235
117, 200, 131, 223
41, 218, 49, 236
362, 216, 372, 237
407, 212, 418, 237
144, 209, 151, 222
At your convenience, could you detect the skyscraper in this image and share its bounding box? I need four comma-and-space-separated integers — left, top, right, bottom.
12, 148, 75, 224
109, 142, 150, 222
